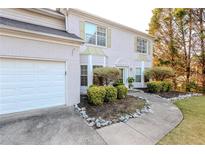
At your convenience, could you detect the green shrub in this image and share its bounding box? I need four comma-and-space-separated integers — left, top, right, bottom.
147, 81, 172, 93
185, 81, 198, 92
127, 77, 135, 88
145, 66, 174, 81
87, 86, 106, 105
161, 81, 172, 92
105, 86, 117, 102
116, 85, 128, 99
93, 67, 120, 85
147, 81, 163, 93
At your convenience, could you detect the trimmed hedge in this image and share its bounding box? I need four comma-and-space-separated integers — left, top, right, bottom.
147, 81, 162, 93
105, 86, 117, 102
87, 86, 106, 105
116, 85, 128, 99
162, 81, 172, 92
147, 81, 172, 93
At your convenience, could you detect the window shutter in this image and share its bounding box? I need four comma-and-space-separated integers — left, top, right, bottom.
79, 21, 85, 40
134, 37, 137, 51
107, 28, 111, 48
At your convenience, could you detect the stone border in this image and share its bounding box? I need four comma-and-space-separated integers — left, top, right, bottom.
74, 96, 153, 129
130, 89, 202, 102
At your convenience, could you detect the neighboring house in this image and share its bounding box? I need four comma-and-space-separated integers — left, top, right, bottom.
0, 8, 153, 115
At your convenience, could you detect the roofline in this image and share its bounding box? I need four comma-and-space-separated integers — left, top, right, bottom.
24, 8, 65, 20
0, 25, 84, 44
68, 8, 154, 39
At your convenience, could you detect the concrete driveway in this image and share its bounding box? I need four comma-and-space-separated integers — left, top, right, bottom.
0, 92, 183, 145
0, 106, 105, 145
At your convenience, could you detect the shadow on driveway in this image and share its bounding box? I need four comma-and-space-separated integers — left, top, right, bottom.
0, 106, 105, 145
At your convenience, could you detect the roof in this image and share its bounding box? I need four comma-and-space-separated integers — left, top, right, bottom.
0, 16, 82, 40
67, 8, 154, 39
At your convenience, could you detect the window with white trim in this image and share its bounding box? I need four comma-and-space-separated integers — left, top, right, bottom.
85, 22, 106, 47
135, 68, 141, 82
136, 37, 148, 53
81, 65, 88, 86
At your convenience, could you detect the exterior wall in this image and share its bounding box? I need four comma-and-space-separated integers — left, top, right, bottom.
0, 35, 80, 106
67, 14, 153, 92
0, 9, 65, 30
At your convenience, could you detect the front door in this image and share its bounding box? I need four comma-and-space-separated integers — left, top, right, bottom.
118, 67, 128, 85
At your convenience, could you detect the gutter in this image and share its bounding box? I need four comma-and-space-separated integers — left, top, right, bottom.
0, 24, 84, 45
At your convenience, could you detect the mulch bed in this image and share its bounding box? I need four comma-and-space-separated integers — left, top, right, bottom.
137, 88, 188, 99
78, 95, 145, 121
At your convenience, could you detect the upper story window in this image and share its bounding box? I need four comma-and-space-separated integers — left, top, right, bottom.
136, 37, 148, 53
85, 22, 106, 47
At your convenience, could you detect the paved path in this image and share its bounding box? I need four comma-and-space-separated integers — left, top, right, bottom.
96, 91, 183, 145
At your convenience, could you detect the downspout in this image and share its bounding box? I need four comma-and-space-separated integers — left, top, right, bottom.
57, 8, 69, 32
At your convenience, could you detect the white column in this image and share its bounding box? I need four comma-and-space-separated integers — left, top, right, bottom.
88, 55, 93, 86
141, 61, 145, 87
103, 56, 106, 67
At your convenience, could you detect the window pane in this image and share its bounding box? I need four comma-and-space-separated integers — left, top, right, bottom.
97, 26, 106, 46
136, 68, 141, 82
81, 65, 87, 75
135, 75, 141, 82
81, 65, 87, 86
137, 38, 147, 53
85, 23, 96, 45
97, 35, 106, 46
81, 76, 88, 86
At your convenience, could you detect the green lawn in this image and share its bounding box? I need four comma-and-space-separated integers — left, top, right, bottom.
158, 96, 205, 145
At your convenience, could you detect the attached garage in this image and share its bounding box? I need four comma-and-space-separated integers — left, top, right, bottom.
0, 16, 83, 115
0, 58, 66, 114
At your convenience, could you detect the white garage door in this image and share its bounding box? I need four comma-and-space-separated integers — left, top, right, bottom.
0, 58, 66, 114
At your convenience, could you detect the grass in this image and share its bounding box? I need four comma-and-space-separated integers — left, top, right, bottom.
158, 96, 205, 145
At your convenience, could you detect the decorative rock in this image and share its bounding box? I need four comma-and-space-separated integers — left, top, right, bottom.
86, 117, 95, 122
108, 121, 112, 125
96, 122, 101, 128
119, 116, 125, 122
88, 121, 95, 127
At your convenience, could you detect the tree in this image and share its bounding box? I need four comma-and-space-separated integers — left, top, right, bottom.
149, 8, 205, 92
192, 8, 205, 92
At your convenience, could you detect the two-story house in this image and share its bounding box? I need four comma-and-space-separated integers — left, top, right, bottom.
0, 8, 153, 115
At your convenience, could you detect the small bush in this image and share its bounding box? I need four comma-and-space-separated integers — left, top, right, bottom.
116, 85, 128, 99
147, 81, 162, 93
127, 77, 135, 88
105, 86, 117, 102
185, 81, 198, 92
147, 81, 172, 93
161, 81, 172, 92
87, 86, 106, 105
93, 67, 120, 85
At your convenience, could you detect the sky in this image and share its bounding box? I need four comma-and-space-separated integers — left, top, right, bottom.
3, 0, 205, 34
70, 7, 153, 33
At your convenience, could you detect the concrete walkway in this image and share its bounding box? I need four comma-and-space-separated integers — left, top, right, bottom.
96, 91, 183, 145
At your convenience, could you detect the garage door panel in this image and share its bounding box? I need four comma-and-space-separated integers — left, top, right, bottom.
0, 58, 66, 114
